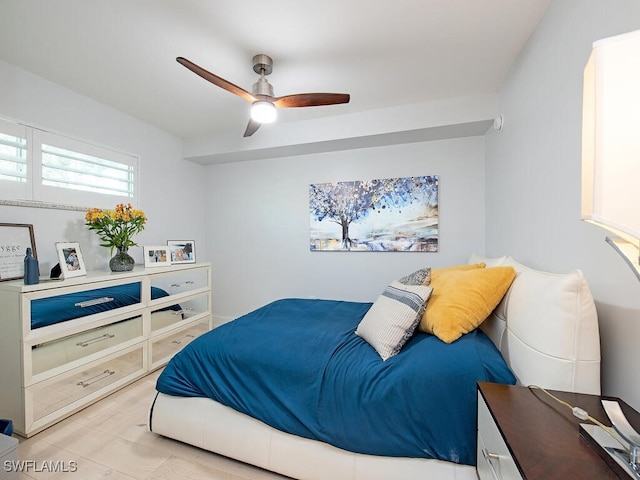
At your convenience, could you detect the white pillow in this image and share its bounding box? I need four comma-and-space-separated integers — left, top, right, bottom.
355, 281, 432, 361
469, 253, 601, 395
468, 252, 508, 267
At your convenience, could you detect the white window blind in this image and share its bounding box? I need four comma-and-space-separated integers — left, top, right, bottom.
0, 131, 27, 183
0, 118, 30, 200
42, 145, 134, 197
0, 118, 139, 209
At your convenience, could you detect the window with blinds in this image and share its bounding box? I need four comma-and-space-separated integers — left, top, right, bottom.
0, 117, 139, 209
0, 131, 27, 183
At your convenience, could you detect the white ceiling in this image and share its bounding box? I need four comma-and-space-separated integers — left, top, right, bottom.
0, 0, 551, 140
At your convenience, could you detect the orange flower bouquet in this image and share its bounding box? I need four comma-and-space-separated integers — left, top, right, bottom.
85, 203, 147, 252
85, 203, 147, 272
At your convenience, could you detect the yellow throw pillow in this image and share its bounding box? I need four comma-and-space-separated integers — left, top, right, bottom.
419, 266, 516, 343
430, 262, 486, 282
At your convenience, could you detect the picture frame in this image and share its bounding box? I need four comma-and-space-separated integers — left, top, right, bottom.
144, 246, 171, 267
167, 240, 196, 264
0, 223, 37, 281
55, 242, 87, 278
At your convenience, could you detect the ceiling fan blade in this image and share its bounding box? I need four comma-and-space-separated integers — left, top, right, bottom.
273, 93, 350, 108
243, 118, 262, 137
176, 57, 256, 103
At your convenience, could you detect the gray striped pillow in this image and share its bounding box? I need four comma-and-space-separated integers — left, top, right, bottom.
355, 281, 433, 360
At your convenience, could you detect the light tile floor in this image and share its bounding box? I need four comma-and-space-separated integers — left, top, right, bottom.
11, 369, 291, 480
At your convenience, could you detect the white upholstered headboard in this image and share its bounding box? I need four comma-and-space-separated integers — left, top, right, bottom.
470, 254, 601, 395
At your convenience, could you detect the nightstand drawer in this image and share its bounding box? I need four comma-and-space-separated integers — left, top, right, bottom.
27, 345, 145, 426
477, 392, 523, 480
30, 315, 143, 378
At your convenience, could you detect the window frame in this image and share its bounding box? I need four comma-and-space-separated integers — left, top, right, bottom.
0, 117, 140, 210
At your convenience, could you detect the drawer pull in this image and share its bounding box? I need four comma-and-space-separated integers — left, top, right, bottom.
171, 334, 196, 345
76, 333, 115, 347
482, 448, 501, 480
75, 297, 115, 308
172, 307, 194, 315
77, 369, 115, 388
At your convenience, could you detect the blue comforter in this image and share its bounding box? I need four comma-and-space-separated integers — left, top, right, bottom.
156, 298, 516, 465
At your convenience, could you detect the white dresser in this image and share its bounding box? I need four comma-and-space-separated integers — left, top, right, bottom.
0, 263, 211, 437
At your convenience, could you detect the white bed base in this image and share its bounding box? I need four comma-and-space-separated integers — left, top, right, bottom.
149, 392, 476, 480
148, 255, 602, 479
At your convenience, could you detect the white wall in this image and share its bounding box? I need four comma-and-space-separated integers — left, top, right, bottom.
206, 136, 486, 321
485, 0, 640, 408
0, 59, 207, 271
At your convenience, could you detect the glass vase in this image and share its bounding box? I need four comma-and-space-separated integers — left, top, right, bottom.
109, 245, 135, 272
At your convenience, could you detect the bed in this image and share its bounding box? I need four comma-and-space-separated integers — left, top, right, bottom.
148, 255, 602, 480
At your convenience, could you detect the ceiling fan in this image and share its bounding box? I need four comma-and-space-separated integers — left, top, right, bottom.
176, 54, 350, 137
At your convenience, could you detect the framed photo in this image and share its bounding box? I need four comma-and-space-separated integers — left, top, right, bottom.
0, 223, 37, 281
167, 240, 196, 264
144, 246, 171, 267
55, 242, 87, 278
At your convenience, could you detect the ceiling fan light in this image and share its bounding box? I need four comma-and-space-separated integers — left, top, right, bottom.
251, 101, 277, 124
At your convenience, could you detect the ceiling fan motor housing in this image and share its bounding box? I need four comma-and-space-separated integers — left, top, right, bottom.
252, 77, 274, 97
251, 54, 274, 97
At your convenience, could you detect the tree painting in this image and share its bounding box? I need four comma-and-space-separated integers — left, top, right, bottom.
309, 175, 438, 251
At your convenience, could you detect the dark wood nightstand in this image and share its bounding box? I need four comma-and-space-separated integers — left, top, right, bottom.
477, 382, 640, 480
